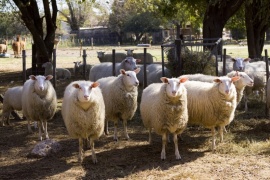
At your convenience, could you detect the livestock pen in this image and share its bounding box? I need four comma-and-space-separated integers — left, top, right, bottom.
0, 45, 270, 179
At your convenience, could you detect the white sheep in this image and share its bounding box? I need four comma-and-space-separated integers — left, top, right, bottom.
22, 75, 57, 141
97, 68, 140, 141
89, 56, 140, 82
73, 61, 92, 76
42, 62, 71, 80
61, 80, 105, 163
184, 76, 239, 150
125, 49, 154, 64
140, 77, 189, 160
97, 51, 127, 63
180, 71, 254, 105
1, 86, 23, 126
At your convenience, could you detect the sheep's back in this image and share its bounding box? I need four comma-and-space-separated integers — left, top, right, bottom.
3, 86, 23, 111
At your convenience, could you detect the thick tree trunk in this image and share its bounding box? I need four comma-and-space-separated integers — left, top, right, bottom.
203, 0, 245, 40
245, 2, 270, 59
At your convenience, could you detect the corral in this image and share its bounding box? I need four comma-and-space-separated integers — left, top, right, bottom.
0, 45, 270, 179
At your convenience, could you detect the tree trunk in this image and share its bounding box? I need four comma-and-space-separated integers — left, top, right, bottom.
245, 2, 270, 59
203, 0, 245, 41
13, 0, 57, 74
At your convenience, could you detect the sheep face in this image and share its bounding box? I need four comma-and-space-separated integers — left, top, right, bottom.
213, 76, 240, 95
161, 77, 188, 97
97, 51, 105, 58
29, 75, 53, 92
73, 61, 82, 68
123, 57, 141, 70
231, 57, 251, 71
125, 49, 134, 56
235, 71, 254, 87
72, 82, 100, 103
120, 68, 140, 87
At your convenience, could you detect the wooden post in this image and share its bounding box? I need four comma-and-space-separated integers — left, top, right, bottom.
112, 49, 116, 76
53, 49, 56, 88
143, 48, 147, 88
82, 49, 87, 80
32, 44, 37, 75
22, 50, 26, 83
222, 48, 227, 76
175, 39, 181, 75
265, 49, 269, 117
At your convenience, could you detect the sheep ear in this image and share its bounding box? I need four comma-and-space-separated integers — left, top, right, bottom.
46, 75, 53, 80
72, 83, 80, 89
179, 77, 188, 83
213, 78, 221, 83
29, 75, 36, 80
120, 69, 126, 75
91, 82, 100, 88
231, 76, 240, 82
231, 58, 236, 62
136, 59, 141, 63
160, 77, 168, 83
244, 58, 251, 62
134, 68, 140, 74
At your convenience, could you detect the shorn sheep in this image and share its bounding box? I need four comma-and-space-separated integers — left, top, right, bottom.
97, 68, 140, 141
61, 81, 105, 163
89, 56, 140, 82
1, 86, 23, 126
42, 62, 71, 80
73, 61, 92, 76
140, 77, 189, 160
184, 76, 239, 150
97, 51, 127, 63
22, 75, 57, 141
125, 49, 154, 64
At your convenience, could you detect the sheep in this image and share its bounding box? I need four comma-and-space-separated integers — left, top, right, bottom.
140, 77, 189, 160
1, 86, 23, 126
97, 68, 140, 141
22, 75, 57, 141
125, 49, 154, 64
73, 61, 92, 76
42, 62, 71, 80
231, 57, 251, 71
61, 80, 105, 163
89, 56, 140, 82
184, 76, 239, 150
180, 71, 254, 105
97, 51, 127, 63
242, 61, 267, 112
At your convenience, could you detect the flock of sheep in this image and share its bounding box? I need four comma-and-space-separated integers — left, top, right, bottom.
1, 50, 270, 163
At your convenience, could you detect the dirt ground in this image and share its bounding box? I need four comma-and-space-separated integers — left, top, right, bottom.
0, 47, 270, 180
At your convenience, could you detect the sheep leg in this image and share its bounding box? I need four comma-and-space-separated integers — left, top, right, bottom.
44, 121, 49, 139
90, 138, 97, 164
78, 138, 84, 162
173, 133, 181, 160
113, 120, 118, 141
104, 119, 109, 135
219, 126, 224, 143
161, 133, 167, 160
148, 128, 152, 144
123, 119, 130, 140
211, 127, 216, 151
27, 120, 33, 133
38, 121, 43, 141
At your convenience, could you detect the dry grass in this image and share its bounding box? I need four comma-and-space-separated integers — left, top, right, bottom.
0, 45, 270, 179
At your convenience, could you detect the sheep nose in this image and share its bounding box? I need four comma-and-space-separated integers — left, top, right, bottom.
225, 90, 229, 94
84, 95, 89, 99
239, 67, 243, 71
172, 91, 176, 95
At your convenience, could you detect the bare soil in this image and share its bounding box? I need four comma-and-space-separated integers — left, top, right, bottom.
0, 47, 270, 180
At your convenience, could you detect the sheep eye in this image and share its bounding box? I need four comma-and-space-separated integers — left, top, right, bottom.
127, 74, 130, 76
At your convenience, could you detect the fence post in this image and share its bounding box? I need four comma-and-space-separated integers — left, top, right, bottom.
22, 50, 26, 83
112, 49, 116, 76
32, 44, 37, 75
53, 49, 56, 88
82, 49, 87, 80
143, 48, 147, 88
161, 45, 165, 77
175, 39, 181, 75
265, 49, 269, 117
222, 48, 227, 75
